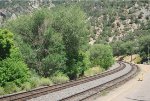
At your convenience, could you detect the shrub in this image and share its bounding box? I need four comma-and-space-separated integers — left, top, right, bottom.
120, 15, 126, 20
0, 29, 13, 60
89, 44, 114, 69
134, 55, 142, 64
51, 72, 69, 84
21, 82, 32, 91
0, 29, 30, 87
0, 58, 30, 86
0, 87, 5, 95
39, 78, 53, 86
29, 77, 40, 88
84, 66, 105, 77
4, 82, 21, 94
138, 12, 143, 19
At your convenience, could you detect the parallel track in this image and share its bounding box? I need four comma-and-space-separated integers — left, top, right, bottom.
0, 61, 135, 101
60, 62, 139, 101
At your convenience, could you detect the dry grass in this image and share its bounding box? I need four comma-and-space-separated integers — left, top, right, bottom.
84, 66, 105, 77
115, 54, 142, 64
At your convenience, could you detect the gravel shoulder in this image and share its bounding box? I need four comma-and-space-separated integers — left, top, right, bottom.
95, 64, 150, 101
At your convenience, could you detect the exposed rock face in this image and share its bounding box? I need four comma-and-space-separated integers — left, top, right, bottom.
0, 0, 54, 25
0, 11, 6, 27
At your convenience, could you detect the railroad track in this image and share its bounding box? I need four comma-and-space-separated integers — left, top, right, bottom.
0, 61, 137, 101
60, 62, 139, 101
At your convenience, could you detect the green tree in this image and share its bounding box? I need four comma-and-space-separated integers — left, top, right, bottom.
139, 35, 150, 59
0, 29, 13, 60
6, 9, 66, 77
90, 44, 114, 69
120, 41, 135, 61
0, 29, 30, 86
52, 6, 90, 79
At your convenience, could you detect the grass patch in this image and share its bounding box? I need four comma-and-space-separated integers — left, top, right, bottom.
0, 87, 5, 95
84, 66, 105, 77
100, 90, 109, 96
50, 72, 69, 84
21, 82, 32, 91
39, 78, 53, 86
4, 82, 21, 94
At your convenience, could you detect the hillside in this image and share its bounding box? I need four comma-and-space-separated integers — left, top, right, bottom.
0, 0, 54, 27
1, 0, 150, 44
0, 1, 149, 64
52, 0, 150, 62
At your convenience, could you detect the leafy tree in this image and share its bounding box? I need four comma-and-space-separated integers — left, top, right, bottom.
0, 29, 13, 60
139, 35, 150, 59
90, 44, 114, 69
52, 6, 90, 79
111, 40, 123, 56
120, 41, 135, 61
0, 29, 30, 86
6, 9, 66, 77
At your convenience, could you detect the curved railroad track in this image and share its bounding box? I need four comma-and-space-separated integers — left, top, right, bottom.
60, 62, 139, 101
0, 61, 138, 101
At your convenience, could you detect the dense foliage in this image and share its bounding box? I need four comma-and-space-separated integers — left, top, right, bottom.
111, 29, 150, 61
0, 29, 13, 60
0, 29, 30, 87
7, 9, 66, 77
90, 44, 114, 69
0, 1, 119, 95
6, 6, 92, 80
52, 6, 90, 79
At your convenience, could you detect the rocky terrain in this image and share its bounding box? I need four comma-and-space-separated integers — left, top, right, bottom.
0, 0, 54, 27
1, 0, 150, 45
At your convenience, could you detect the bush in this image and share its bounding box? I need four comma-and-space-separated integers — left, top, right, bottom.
0, 29, 13, 60
39, 78, 53, 86
27, 77, 53, 89
4, 82, 21, 94
0, 87, 5, 95
134, 55, 142, 64
89, 44, 114, 69
84, 66, 105, 77
51, 72, 69, 84
29, 77, 40, 88
0, 58, 30, 87
0, 29, 30, 87
21, 82, 32, 91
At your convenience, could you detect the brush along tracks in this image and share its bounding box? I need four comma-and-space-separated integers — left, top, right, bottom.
0, 62, 126, 101
61, 62, 139, 101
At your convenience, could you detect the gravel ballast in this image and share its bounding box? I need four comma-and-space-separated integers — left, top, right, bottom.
28, 63, 131, 101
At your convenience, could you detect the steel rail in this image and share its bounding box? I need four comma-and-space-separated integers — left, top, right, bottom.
60, 62, 139, 101
0, 61, 124, 101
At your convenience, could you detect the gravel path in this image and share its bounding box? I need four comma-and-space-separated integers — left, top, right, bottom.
28, 62, 131, 101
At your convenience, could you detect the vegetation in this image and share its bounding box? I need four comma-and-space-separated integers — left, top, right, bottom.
7, 9, 66, 77
52, 6, 90, 79
50, 72, 69, 84
0, 29, 30, 94
90, 44, 114, 69
84, 66, 105, 77
2, 0, 150, 95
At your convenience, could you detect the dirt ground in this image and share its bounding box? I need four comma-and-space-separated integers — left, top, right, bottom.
95, 64, 150, 101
